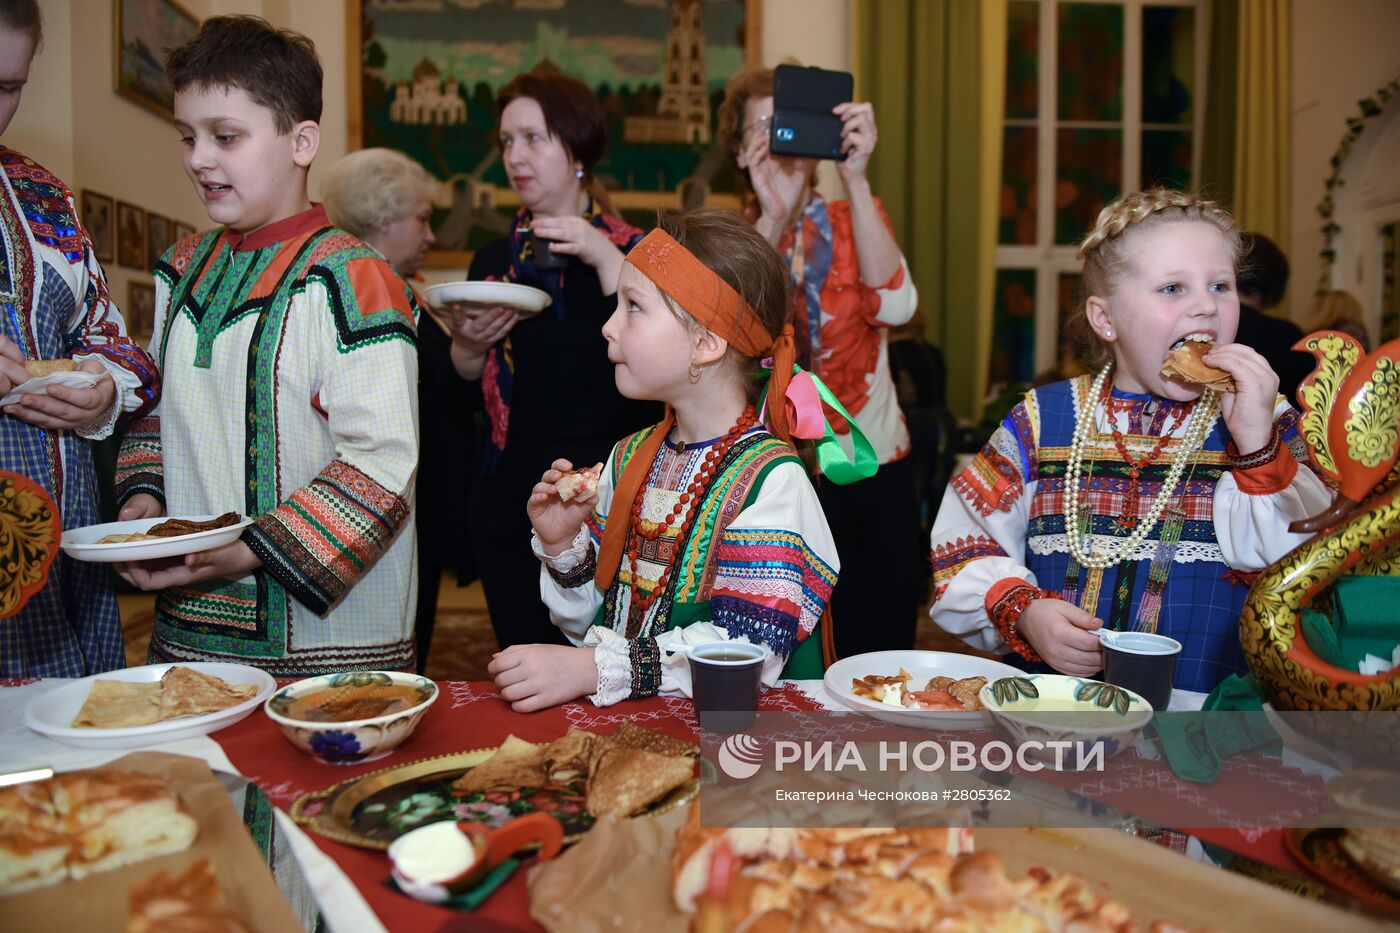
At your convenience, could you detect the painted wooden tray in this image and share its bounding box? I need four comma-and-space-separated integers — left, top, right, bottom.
1285, 827, 1400, 919
289, 745, 697, 851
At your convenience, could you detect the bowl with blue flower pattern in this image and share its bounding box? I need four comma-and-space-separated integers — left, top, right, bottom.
265, 671, 438, 765
978, 674, 1153, 770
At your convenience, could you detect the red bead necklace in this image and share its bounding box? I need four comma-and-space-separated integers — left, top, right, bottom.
623, 405, 758, 631
1101, 381, 1188, 530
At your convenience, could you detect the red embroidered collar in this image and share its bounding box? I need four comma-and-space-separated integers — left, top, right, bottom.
225, 203, 328, 252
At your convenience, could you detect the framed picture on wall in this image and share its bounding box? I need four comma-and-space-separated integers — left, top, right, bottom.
347, 0, 761, 266
146, 212, 172, 268
81, 190, 115, 264
116, 201, 146, 269
114, 0, 200, 118
126, 280, 156, 338
173, 221, 195, 243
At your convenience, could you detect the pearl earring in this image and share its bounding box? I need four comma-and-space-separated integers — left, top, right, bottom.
575, 168, 584, 179
1104, 329, 1113, 338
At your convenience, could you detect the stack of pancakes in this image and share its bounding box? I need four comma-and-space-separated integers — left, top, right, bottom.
452, 721, 698, 819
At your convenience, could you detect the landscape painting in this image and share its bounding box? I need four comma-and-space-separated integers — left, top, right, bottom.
350, 0, 759, 256
115, 0, 200, 118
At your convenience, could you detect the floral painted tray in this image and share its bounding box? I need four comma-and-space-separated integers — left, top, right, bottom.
288, 745, 698, 850
1285, 828, 1400, 919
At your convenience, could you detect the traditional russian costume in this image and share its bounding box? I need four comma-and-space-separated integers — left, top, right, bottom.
930, 373, 1333, 692
0, 147, 159, 676
115, 206, 420, 675
537, 421, 839, 703
534, 227, 874, 705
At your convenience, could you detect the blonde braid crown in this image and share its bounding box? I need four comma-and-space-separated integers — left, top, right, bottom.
1066, 188, 1241, 370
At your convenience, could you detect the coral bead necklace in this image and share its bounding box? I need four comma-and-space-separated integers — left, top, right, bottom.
1103, 378, 1189, 530
1064, 365, 1218, 570
624, 404, 758, 629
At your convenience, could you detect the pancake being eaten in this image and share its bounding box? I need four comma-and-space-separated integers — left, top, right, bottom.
1161, 335, 1235, 391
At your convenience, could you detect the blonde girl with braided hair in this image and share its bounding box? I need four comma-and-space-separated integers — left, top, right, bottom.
928, 189, 1332, 693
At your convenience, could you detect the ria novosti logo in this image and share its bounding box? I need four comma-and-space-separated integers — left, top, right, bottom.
717, 733, 765, 779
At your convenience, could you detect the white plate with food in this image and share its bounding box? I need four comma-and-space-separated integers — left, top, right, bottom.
824, 650, 1024, 729
23, 662, 277, 749
423, 280, 552, 315
61, 513, 252, 563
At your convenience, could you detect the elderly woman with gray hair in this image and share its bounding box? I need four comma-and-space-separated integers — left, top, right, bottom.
322, 148, 477, 675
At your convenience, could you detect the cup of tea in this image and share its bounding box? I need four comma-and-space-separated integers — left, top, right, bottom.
1099, 630, 1182, 711
528, 230, 569, 270
684, 641, 767, 733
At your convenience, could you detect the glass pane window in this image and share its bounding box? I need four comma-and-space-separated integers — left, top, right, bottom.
1055, 128, 1122, 244
991, 269, 1038, 385
1057, 2, 1124, 121
1006, 1, 1040, 119
1141, 129, 1192, 190
1142, 6, 1195, 124
1057, 272, 1081, 367
1000, 127, 1038, 245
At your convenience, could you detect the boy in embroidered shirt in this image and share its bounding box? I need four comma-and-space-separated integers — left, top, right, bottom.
490, 210, 855, 711
929, 190, 1332, 693
113, 16, 420, 674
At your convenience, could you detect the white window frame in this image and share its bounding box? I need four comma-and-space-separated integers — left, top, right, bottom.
996, 0, 1207, 377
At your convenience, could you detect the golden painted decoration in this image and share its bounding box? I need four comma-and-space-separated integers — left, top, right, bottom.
1240, 482, 1400, 712
0, 471, 61, 618
1344, 356, 1400, 469
1294, 331, 1360, 480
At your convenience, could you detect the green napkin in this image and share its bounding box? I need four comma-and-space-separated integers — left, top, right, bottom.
387, 857, 519, 910
1332, 576, 1400, 670
1201, 673, 1266, 713
1156, 675, 1278, 783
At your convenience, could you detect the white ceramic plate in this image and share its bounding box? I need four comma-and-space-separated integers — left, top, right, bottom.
824, 650, 1024, 729
23, 662, 276, 749
61, 514, 253, 563
423, 281, 552, 315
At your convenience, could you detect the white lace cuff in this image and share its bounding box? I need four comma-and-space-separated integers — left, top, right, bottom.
76, 388, 123, 441
584, 626, 632, 706
531, 524, 590, 572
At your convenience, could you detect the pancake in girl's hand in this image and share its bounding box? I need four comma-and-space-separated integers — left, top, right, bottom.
1161, 339, 1236, 391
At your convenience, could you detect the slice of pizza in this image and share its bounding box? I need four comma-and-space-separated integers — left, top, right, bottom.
555, 465, 601, 503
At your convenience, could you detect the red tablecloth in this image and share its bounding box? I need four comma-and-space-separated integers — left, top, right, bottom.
210, 680, 1316, 931
215, 681, 822, 932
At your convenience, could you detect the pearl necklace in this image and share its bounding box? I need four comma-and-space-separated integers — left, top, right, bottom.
1063, 365, 1218, 570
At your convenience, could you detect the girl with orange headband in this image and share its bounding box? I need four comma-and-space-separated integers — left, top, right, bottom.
488, 209, 868, 710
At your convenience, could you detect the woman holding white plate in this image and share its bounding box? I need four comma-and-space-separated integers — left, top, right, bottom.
448, 69, 657, 650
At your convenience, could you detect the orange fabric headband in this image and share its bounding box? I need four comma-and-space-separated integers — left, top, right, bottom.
625, 228, 775, 360
596, 229, 798, 593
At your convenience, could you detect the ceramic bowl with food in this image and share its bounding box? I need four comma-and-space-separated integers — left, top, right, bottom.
979, 673, 1153, 769
265, 671, 438, 764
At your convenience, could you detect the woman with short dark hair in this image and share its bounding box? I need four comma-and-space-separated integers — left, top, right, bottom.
448, 69, 656, 651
